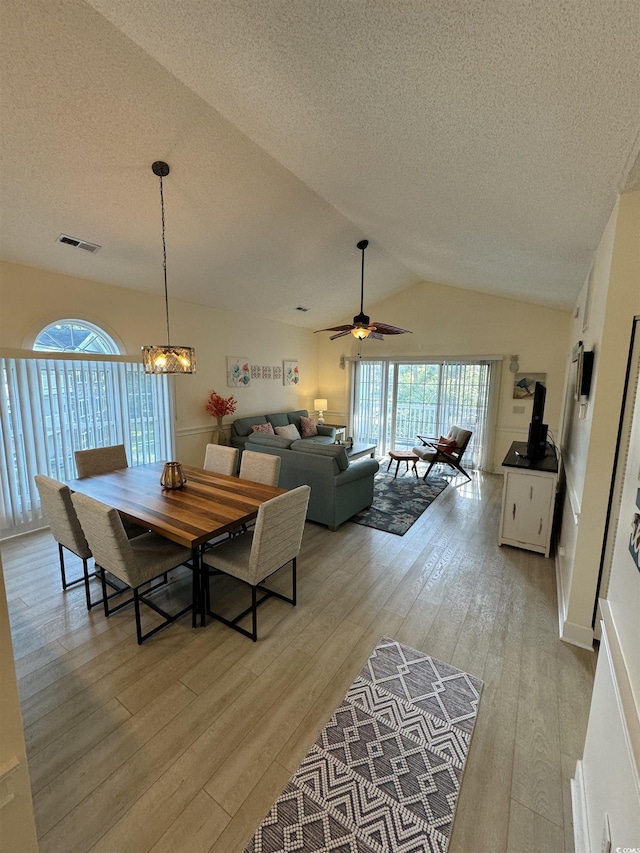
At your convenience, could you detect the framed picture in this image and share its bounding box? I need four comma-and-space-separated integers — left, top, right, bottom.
273, 366, 282, 380
227, 356, 251, 387
283, 360, 300, 386
250, 364, 261, 379
513, 372, 546, 399
262, 365, 272, 379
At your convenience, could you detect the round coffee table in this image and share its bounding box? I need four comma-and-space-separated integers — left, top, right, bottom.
386, 450, 419, 479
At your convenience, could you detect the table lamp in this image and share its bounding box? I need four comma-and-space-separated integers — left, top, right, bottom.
314, 398, 328, 425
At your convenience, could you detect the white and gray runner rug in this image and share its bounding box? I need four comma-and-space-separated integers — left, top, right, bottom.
246, 637, 483, 852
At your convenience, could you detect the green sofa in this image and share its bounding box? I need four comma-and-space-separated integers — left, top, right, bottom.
246, 433, 379, 530
230, 409, 336, 451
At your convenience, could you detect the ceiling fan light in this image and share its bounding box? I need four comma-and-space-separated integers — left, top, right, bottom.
351, 327, 371, 340
142, 345, 196, 374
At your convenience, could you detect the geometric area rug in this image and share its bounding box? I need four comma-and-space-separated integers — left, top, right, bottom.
352, 466, 449, 536
246, 637, 483, 852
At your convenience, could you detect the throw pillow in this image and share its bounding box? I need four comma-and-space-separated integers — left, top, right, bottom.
275, 424, 301, 440
252, 423, 275, 435
300, 415, 318, 438
436, 436, 457, 454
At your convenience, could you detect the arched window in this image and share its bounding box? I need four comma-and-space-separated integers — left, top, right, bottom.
33, 320, 119, 355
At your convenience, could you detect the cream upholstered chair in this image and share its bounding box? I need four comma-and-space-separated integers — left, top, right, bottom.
74, 444, 128, 478
238, 450, 281, 487
203, 444, 239, 476
413, 426, 473, 482
34, 475, 94, 608
71, 492, 194, 644
202, 485, 310, 641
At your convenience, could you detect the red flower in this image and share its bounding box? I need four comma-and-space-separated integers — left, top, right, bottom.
205, 390, 238, 418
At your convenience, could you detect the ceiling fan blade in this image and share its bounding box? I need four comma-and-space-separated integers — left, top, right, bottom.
314, 324, 355, 333
370, 322, 412, 335
368, 332, 384, 340
329, 330, 352, 340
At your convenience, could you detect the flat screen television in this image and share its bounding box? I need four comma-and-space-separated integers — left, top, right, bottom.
526, 381, 548, 460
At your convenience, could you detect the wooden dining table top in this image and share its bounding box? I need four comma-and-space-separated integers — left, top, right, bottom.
65, 462, 285, 550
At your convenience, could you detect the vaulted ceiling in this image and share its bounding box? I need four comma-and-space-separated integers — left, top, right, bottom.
1, 0, 639, 330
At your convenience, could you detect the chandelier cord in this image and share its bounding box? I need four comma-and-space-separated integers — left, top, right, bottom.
360, 244, 365, 315
159, 173, 170, 346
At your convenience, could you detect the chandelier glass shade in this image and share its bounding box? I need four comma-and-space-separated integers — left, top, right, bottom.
142, 161, 196, 375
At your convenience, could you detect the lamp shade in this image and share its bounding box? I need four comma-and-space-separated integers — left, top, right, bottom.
142, 345, 196, 374
314, 399, 328, 411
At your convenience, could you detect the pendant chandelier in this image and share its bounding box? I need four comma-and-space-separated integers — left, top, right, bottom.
142, 161, 196, 374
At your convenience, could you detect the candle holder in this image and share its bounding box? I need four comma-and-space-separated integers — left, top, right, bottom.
160, 462, 187, 490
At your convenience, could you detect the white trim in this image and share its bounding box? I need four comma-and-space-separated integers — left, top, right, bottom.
555, 550, 568, 628
177, 424, 221, 438
344, 353, 505, 363
600, 600, 640, 787
564, 465, 582, 522
570, 760, 590, 853
559, 618, 594, 650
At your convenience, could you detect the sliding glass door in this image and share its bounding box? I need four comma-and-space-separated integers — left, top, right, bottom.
352, 359, 492, 467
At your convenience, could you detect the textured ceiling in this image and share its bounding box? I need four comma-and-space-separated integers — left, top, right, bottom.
1, 0, 639, 331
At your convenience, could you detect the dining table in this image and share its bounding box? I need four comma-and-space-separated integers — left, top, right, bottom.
65, 461, 286, 627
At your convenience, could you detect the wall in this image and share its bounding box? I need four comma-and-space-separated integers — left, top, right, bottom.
0, 555, 39, 853
556, 191, 640, 648
317, 279, 571, 471
0, 261, 319, 465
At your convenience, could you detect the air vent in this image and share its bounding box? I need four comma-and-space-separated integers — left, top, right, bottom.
296, 306, 309, 312
57, 234, 101, 254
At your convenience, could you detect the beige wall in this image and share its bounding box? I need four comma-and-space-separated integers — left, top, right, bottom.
556, 191, 640, 647
0, 261, 319, 466
317, 280, 571, 471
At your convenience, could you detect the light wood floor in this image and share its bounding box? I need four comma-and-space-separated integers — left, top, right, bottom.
2, 470, 596, 853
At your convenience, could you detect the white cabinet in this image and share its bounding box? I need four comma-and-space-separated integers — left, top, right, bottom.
499, 442, 558, 557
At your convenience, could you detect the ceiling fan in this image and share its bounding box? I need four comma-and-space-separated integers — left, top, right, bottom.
315, 239, 412, 341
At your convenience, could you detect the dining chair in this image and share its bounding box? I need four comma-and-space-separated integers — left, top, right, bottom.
203, 444, 239, 476
413, 426, 473, 482
202, 484, 310, 641
238, 450, 281, 486
34, 474, 94, 609
74, 444, 128, 478
71, 492, 195, 644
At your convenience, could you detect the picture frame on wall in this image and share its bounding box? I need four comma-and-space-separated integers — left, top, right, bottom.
227, 356, 251, 387
513, 372, 546, 399
283, 360, 299, 386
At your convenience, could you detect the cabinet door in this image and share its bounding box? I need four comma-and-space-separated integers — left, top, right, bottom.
502, 472, 554, 548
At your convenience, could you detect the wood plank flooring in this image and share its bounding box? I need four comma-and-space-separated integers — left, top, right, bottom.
1, 471, 596, 852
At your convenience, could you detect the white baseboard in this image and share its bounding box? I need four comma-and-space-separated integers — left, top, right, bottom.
559, 619, 594, 650
571, 760, 590, 853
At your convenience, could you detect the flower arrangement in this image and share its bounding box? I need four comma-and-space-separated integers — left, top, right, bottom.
205, 390, 237, 418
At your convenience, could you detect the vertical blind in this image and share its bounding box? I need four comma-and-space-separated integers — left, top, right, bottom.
0, 357, 174, 538
353, 358, 495, 466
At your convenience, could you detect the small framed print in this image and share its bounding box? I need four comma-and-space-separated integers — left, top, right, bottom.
250, 364, 261, 379
262, 365, 272, 379
273, 366, 282, 380
283, 360, 299, 386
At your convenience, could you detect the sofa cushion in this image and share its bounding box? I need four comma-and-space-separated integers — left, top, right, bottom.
252, 422, 275, 435
275, 424, 302, 440
290, 440, 350, 472
300, 415, 318, 438
233, 415, 268, 437
266, 412, 289, 428
287, 410, 309, 433
248, 433, 294, 449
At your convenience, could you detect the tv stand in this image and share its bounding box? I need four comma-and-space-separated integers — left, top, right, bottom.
499, 441, 559, 557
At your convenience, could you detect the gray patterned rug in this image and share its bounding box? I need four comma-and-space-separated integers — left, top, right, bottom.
246, 637, 483, 852
352, 464, 448, 535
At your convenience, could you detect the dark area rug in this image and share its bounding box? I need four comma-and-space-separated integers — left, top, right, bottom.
352, 463, 448, 535
246, 637, 483, 853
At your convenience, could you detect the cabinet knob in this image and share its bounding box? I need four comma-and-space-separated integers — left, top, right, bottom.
512, 503, 516, 519
538, 518, 543, 535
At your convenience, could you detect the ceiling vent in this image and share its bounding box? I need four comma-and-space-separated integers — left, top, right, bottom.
57, 234, 101, 253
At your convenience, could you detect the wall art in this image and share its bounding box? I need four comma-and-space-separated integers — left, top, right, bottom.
227, 356, 251, 387
262, 365, 272, 379
283, 360, 300, 386
513, 372, 546, 399
273, 366, 282, 380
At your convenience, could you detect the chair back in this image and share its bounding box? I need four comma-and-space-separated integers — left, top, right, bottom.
446, 427, 472, 460
239, 450, 281, 486
203, 444, 239, 476
75, 444, 128, 478
249, 485, 310, 580
34, 474, 91, 559
71, 492, 140, 588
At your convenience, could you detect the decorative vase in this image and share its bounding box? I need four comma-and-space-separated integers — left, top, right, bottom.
214, 416, 228, 445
